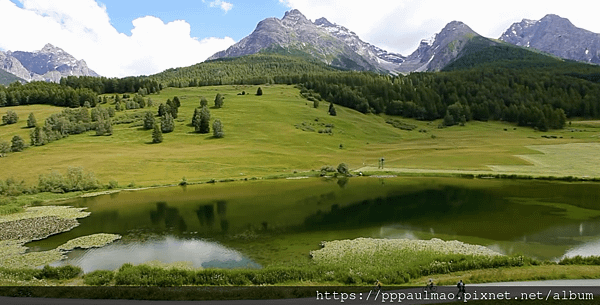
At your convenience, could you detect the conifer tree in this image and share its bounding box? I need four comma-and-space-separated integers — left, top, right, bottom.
213, 119, 224, 138
143, 111, 155, 130
198, 106, 210, 133
214, 93, 224, 108
256, 87, 263, 96
30, 126, 48, 146
27, 112, 37, 128
328, 103, 337, 116
161, 112, 174, 133
152, 123, 163, 143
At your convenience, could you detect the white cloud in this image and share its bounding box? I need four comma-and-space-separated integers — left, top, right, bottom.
0, 0, 235, 77
280, 0, 600, 56
208, 0, 233, 13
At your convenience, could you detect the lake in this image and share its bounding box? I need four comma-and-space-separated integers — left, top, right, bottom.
26, 177, 600, 272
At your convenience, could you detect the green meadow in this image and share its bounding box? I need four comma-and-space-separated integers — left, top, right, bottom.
2, 84, 600, 188
3, 85, 600, 291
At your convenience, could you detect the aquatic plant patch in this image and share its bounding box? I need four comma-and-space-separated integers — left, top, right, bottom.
57, 234, 122, 251
0, 206, 90, 223
308, 238, 529, 284
0, 216, 79, 241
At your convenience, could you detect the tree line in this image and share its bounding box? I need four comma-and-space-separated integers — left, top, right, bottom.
60, 76, 161, 95
298, 64, 600, 130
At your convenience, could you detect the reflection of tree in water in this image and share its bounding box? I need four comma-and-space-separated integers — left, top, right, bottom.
301, 186, 502, 234
337, 178, 349, 188
217, 200, 227, 216
196, 201, 229, 232
220, 219, 229, 232
196, 204, 215, 227
150, 202, 187, 232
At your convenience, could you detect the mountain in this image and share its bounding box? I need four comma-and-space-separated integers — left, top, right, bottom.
397, 21, 491, 73
208, 9, 401, 72
0, 68, 25, 86
0, 50, 31, 81
0, 43, 99, 83
500, 14, 600, 64
312, 17, 405, 71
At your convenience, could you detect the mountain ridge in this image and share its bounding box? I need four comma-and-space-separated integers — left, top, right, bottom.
500, 14, 600, 64
0, 43, 99, 83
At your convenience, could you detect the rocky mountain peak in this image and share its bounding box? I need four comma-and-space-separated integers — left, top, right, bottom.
0, 43, 99, 82
314, 17, 335, 28
500, 14, 600, 64
281, 9, 310, 26
439, 21, 476, 36
397, 20, 481, 73
40, 43, 64, 54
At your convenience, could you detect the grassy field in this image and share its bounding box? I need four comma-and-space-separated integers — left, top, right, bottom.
2, 85, 600, 188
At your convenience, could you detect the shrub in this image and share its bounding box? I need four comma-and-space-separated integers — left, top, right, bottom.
2, 110, 18, 125
10, 135, 25, 152
40, 265, 82, 280
213, 119, 224, 138
337, 163, 349, 176
108, 180, 119, 189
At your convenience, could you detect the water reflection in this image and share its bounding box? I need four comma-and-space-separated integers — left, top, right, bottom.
150, 202, 187, 232
51, 236, 260, 272
25, 178, 600, 266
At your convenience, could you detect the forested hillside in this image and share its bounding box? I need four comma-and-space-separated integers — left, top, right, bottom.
3, 45, 600, 132
149, 53, 340, 87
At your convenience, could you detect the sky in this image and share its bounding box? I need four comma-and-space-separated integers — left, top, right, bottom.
1, 0, 599, 78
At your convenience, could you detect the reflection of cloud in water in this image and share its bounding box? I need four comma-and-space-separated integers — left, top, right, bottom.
563, 237, 600, 259
52, 236, 259, 273
485, 244, 508, 256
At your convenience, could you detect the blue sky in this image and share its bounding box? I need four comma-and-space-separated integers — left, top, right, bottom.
95, 0, 288, 41
2, 0, 599, 77
9, 0, 288, 41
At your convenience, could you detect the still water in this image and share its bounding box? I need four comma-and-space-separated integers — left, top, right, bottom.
26, 177, 600, 271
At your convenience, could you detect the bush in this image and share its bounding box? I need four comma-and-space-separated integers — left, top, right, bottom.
40, 265, 82, 280
84, 270, 114, 286
38, 167, 99, 193
2, 110, 18, 125
337, 163, 349, 176
108, 180, 119, 189
213, 119, 224, 138
10, 135, 25, 152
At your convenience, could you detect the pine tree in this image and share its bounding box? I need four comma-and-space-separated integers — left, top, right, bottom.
328, 103, 337, 116
200, 96, 208, 107
212, 119, 224, 138
27, 113, 37, 128
30, 126, 47, 146
152, 123, 163, 143
158, 103, 166, 117
256, 87, 263, 96
191, 108, 200, 128
214, 93, 224, 108
161, 112, 174, 133
198, 106, 210, 133
143, 111, 155, 130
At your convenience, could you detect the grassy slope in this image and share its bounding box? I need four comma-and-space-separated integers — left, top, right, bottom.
1, 85, 600, 187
